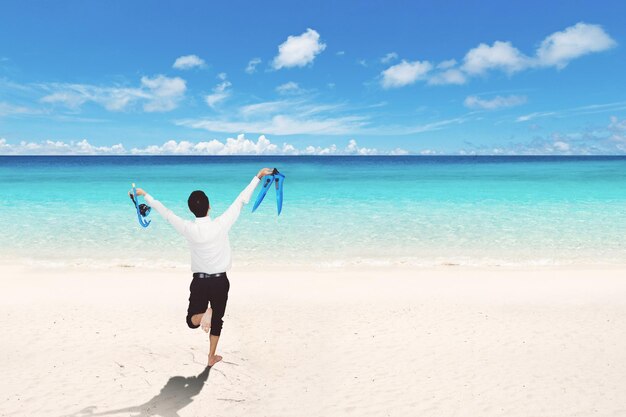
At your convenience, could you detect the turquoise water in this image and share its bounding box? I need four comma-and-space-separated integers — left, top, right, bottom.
1, 156, 626, 269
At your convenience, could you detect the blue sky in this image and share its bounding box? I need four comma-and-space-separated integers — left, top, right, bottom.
1, 0, 625, 155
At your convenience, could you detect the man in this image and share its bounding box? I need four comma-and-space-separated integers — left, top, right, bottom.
132, 167, 274, 367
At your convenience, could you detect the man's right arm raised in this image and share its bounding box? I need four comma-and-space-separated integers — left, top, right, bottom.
143, 192, 190, 236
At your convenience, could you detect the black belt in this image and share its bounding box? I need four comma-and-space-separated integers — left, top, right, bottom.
193, 272, 227, 279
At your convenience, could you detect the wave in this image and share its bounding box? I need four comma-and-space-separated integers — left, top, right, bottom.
4, 253, 626, 271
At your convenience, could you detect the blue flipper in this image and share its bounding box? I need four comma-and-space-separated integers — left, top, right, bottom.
131, 184, 151, 228
252, 175, 275, 212
274, 172, 285, 215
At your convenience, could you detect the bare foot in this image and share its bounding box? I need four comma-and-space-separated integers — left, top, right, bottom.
208, 354, 222, 367
200, 308, 212, 333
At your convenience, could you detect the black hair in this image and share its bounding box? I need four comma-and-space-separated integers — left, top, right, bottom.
188, 190, 210, 217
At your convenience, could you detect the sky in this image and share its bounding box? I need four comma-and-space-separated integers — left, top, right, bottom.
1, 0, 625, 155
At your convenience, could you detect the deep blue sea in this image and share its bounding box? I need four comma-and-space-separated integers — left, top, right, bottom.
2, 155, 626, 269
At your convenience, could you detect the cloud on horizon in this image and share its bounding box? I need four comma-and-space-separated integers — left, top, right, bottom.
0, 135, 408, 156
0, 138, 126, 155
460, 116, 626, 155
3, 116, 626, 155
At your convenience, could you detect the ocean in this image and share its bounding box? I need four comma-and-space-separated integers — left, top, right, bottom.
2, 155, 626, 269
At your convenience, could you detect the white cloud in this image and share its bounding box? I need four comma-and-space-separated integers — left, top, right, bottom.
181, 91, 472, 136
464, 95, 527, 110
131, 134, 279, 155
345, 139, 378, 155
0, 102, 41, 117
536, 22, 616, 68
516, 111, 557, 122
140, 75, 187, 112
275, 81, 302, 95
177, 114, 367, 136
172, 54, 205, 70
399, 116, 471, 135
133, 136, 401, 156
427, 68, 467, 85
245, 58, 262, 74
0, 138, 125, 155
460, 117, 626, 155
205, 74, 232, 108
376, 23, 616, 89
309, 139, 410, 155
205, 88, 230, 108
272, 28, 326, 69
304, 144, 337, 155
462, 41, 530, 75
609, 116, 626, 133
239, 100, 295, 117
458, 23, 616, 79
380, 52, 398, 64
381, 60, 433, 88
41, 84, 147, 111
437, 59, 457, 69
427, 59, 467, 85
459, 137, 582, 155
516, 101, 626, 122
301, 139, 402, 156
609, 116, 626, 144
40, 75, 186, 112
336, 51, 345, 56
553, 140, 570, 151
390, 148, 410, 155
188, 96, 362, 135
0, 135, 407, 156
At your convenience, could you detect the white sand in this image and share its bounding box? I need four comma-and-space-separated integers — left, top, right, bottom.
2, 264, 626, 417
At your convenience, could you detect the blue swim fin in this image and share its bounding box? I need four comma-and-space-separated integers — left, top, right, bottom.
274, 172, 285, 215
252, 175, 275, 213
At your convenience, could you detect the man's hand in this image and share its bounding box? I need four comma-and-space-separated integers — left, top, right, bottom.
257, 168, 274, 179
129, 188, 147, 197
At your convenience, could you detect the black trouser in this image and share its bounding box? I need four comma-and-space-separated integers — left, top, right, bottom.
186, 274, 230, 336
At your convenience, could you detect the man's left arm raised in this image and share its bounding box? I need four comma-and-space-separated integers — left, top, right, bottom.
217, 168, 273, 229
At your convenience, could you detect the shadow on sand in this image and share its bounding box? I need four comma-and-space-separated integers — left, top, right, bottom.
62, 367, 211, 417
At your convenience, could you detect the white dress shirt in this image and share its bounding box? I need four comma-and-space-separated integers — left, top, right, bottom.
144, 176, 261, 273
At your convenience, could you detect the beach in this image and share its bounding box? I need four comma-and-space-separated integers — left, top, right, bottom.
2, 263, 626, 417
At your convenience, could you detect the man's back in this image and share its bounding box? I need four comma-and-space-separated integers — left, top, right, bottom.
144, 175, 261, 273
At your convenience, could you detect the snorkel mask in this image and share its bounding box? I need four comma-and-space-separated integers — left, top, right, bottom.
130, 193, 152, 216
